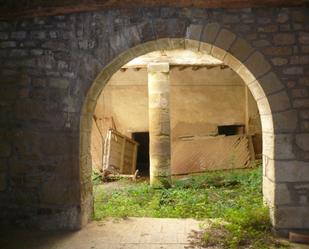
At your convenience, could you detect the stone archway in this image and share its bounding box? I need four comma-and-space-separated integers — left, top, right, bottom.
80, 24, 297, 235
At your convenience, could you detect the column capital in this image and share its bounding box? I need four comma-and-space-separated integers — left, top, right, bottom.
147, 62, 169, 73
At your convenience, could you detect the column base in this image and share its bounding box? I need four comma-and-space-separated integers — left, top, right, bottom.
150, 175, 172, 188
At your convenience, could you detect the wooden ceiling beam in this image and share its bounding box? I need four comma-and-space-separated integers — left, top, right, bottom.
0, 0, 306, 20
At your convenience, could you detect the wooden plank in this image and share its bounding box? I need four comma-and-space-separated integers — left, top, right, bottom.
120, 138, 126, 173
245, 86, 249, 134
102, 130, 111, 172
91, 118, 103, 172
248, 135, 256, 161
103, 128, 139, 176
132, 143, 138, 174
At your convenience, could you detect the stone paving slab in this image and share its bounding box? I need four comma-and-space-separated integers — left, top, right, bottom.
0, 217, 309, 249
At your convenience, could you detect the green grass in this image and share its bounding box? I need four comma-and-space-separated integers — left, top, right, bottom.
93, 164, 289, 249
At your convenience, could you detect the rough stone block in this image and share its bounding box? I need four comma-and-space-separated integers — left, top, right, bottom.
156, 38, 172, 51
260, 114, 274, 133
267, 159, 309, 183
0, 32, 8, 40
253, 39, 271, 47
283, 66, 304, 75
258, 24, 278, 32
200, 23, 220, 44
257, 96, 272, 115
273, 33, 295, 45
260, 110, 298, 133
263, 176, 291, 205
229, 37, 254, 62
49, 78, 70, 89
299, 78, 309, 86
210, 46, 226, 61
267, 91, 291, 112
40, 180, 79, 206
199, 42, 211, 54
263, 134, 295, 160
0, 173, 6, 191
30, 31, 46, 40
0, 142, 11, 158
275, 206, 309, 229
136, 22, 155, 44
184, 39, 200, 52
271, 57, 288, 66
272, 110, 298, 133
109, 32, 130, 56
301, 45, 309, 53
30, 49, 43, 56
293, 99, 309, 108
296, 133, 309, 151
292, 88, 308, 98
290, 55, 309, 65
213, 29, 236, 52
263, 46, 292, 56
276, 13, 289, 23
128, 42, 154, 58
9, 49, 28, 57
247, 80, 266, 101
223, 53, 242, 71
169, 38, 185, 50
123, 26, 141, 48
11, 31, 26, 39
222, 14, 240, 24
185, 24, 203, 41
244, 51, 271, 79
154, 18, 187, 39
299, 32, 309, 44
0, 41, 16, 48
301, 111, 309, 120
237, 65, 256, 84
263, 176, 275, 205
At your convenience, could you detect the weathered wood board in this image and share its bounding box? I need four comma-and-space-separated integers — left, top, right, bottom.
103, 129, 138, 175
171, 135, 252, 175
91, 118, 103, 172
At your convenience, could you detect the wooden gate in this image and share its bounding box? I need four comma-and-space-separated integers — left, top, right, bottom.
103, 129, 138, 175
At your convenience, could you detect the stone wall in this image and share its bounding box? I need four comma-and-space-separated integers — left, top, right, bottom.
0, 6, 308, 234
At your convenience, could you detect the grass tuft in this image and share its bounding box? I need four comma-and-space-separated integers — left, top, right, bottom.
93, 163, 290, 249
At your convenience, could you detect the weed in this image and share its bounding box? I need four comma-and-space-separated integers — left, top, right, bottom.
93, 163, 290, 249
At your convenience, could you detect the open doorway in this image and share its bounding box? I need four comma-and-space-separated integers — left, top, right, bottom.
84, 45, 284, 248
132, 132, 150, 177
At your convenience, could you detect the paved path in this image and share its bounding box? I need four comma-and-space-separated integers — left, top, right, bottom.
1, 217, 309, 249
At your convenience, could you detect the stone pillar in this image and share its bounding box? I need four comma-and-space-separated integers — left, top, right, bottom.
147, 63, 171, 188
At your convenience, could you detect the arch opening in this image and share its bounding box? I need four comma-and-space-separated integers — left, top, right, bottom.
80, 38, 276, 229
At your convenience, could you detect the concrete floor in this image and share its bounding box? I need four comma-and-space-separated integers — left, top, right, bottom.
1, 218, 309, 249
